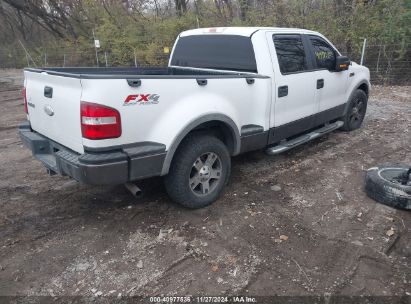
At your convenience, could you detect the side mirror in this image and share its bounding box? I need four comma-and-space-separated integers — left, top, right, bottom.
335, 56, 350, 72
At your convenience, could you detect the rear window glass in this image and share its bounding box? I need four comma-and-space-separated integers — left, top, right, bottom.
273, 35, 308, 74
170, 35, 257, 73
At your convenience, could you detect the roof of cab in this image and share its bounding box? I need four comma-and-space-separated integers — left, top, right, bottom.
179, 27, 319, 37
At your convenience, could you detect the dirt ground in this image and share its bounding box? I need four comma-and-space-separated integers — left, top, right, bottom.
0, 69, 410, 299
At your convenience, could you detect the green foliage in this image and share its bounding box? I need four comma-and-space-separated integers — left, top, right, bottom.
1, 0, 409, 68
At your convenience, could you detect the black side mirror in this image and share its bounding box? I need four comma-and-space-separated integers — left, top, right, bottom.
335, 56, 350, 72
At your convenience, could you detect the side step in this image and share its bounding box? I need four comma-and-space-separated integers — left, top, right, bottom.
266, 121, 344, 155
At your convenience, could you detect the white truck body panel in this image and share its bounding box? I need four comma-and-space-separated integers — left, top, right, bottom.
80, 77, 271, 150
346, 61, 371, 101
24, 71, 84, 153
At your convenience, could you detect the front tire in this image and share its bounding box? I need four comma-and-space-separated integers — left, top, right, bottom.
164, 134, 231, 209
341, 89, 368, 131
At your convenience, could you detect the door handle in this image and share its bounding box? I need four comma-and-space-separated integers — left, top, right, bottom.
127, 79, 142, 87
278, 85, 288, 98
196, 79, 208, 86
246, 78, 255, 85
44, 86, 53, 98
317, 79, 324, 89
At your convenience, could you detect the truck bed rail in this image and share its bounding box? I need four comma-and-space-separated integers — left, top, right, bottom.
25, 67, 269, 80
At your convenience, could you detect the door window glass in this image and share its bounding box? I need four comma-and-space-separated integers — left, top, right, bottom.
309, 36, 336, 71
273, 35, 308, 74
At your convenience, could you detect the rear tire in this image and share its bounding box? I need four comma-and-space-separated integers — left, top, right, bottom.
341, 89, 368, 131
164, 134, 231, 209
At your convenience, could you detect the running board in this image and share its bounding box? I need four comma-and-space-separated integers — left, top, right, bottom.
266, 121, 344, 155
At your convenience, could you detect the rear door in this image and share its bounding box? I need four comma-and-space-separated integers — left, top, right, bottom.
305, 35, 349, 125
267, 33, 318, 143
25, 71, 84, 153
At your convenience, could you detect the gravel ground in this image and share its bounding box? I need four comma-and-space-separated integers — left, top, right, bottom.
0, 69, 410, 299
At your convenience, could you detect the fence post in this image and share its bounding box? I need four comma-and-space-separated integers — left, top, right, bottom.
26, 53, 30, 67
95, 49, 99, 67
376, 45, 381, 73
134, 50, 137, 67
360, 38, 367, 66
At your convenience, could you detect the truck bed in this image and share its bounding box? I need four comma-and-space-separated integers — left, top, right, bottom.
25, 67, 263, 79
23, 65, 271, 156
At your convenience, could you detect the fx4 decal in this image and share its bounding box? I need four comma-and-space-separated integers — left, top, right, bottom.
123, 94, 160, 106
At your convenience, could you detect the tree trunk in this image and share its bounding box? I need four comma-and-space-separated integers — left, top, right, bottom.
175, 0, 188, 16
239, 0, 253, 21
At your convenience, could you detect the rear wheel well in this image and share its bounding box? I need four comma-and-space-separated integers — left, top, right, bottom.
161, 117, 240, 176
189, 121, 236, 155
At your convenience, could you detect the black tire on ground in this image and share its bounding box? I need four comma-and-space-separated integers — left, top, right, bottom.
364, 164, 411, 210
340, 89, 368, 131
164, 134, 231, 209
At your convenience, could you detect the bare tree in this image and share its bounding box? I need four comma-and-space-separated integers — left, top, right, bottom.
238, 0, 253, 21
1, 0, 81, 38
175, 0, 189, 16
213, 0, 234, 21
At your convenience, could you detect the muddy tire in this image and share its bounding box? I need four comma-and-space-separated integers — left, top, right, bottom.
364, 164, 411, 210
164, 134, 231, 209
341, 89, 368, 131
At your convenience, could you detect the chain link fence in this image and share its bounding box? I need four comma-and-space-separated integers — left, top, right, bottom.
0, 42, 410, 85
339, 43, 410, 85
0, 46, 170, 70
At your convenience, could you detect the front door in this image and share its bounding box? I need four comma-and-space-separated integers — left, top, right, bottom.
266, 33, 319, 144
305, 35, 349, 126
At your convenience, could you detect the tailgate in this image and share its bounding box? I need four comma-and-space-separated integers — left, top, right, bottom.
25, 71, 84, 154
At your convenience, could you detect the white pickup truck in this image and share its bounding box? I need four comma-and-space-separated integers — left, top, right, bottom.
20, 27, 370, 208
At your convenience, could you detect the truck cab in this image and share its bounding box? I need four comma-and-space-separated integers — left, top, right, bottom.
173, 27, 369, 144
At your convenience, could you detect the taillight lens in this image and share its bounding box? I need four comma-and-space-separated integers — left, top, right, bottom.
80, 101, 122, 140
22, 87, 28, 114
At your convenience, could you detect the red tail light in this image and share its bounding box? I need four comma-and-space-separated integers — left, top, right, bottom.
22, 87, 28, 114
80, 101, 122, 140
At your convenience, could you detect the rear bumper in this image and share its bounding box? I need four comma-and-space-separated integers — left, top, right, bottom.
19, 121, 166, 185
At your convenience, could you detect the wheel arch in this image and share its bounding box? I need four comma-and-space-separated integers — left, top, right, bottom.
343, 80, 370, 115
161, 114, 241, 175
357, 82, 369, 97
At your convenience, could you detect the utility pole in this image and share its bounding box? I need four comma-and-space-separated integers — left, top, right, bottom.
92, 29, 100, 67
